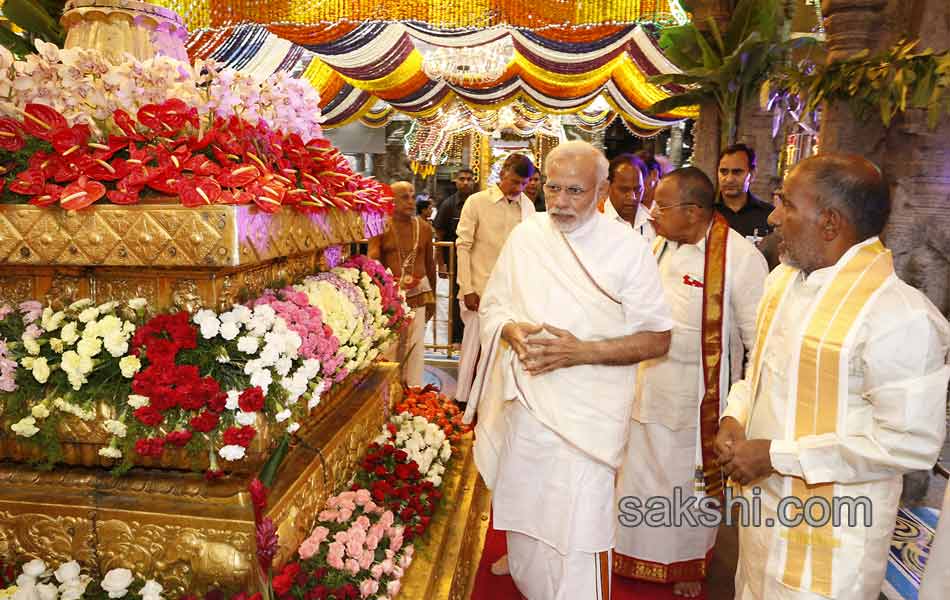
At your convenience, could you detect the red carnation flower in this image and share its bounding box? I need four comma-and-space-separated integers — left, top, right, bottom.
189, 411, 220, 433
134, 436, 166, 457
222, 425, 256, 448
271, 562, 300, 596
165, 430, 193, 447
133, 405, 163, 427
238, 387, 265, 413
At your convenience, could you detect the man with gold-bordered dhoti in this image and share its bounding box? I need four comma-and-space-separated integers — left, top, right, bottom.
716, 153, 950, 600
613, 167, 767, 598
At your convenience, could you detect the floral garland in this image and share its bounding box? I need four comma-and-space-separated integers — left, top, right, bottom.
395, 385, 472, 446
0, 257, 406, 477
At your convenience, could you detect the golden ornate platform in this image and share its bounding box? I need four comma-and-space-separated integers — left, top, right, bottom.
397, 433, 492, 600
0, 362, 402, 594
0, 203, 379, 310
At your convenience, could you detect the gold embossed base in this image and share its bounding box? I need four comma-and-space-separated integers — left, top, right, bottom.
396, 433, 492, 600
0, 203, 373, 310
0, 363, 401, 594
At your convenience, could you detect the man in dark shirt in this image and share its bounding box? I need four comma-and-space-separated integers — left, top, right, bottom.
714, 143, 774, 238
433, 167, 475, 345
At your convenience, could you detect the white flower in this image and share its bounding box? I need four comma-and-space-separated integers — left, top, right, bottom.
20, 356, 34, 369
219, 321, 240, 340
31, 404, 50, 420
59, 575, 92, 600
128, 298, 147, 310
43, 311, 65, 332
76, 336, 102, 359
249, 368, 272, 392
218, 444, 246, 461
60, 322, 79, 345
23, 335, 40, 356
225, 390, 241, 411
223, 305, 252, 324
98, 446, 122, 459
101, 331, 128, 358
119, 355, 141, 378
139, 580, 163, 600
11, 416, 39, 438
54, 561, 81, 584
22, 559, 47, 578
275, 357, 292, 377
78, 307, 100, 323
126, 394, 149, 409
104, 419, 127, 438
50, 338, 64, 353
36, 582, 58, 600
193, 309, 217, 326
97, 301, 118, 313
275, 409, 291, 423
237, 336, 259, 355
440, 443, 451, 462
235, 411, 257, 426
287, 422, 300, 434
69, 299, 93, 311
199, 318, 220, 339
427, 474, 443, 487
101, 568, 133, 598
32, 357, 51, 384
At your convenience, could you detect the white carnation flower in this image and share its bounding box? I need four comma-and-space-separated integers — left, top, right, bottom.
126, 394, 149, 409
140, 580, 163, 600
69, 299, 94, 311
275, 409, 291, 423
101, 568, 133, 598
98, 447, 122, 459
219, 321, 240, 340
237, 336, 259, 354
78, 307, 100, 323
60, 322, 79, 345
199, 317, 220, 339
104, 419, 127, 438
225, 390, 241, 411
218, 444, 247, 461
31, 404, 50, 419
32, 357, 51, 384
235, 411, 257, 426
128, 298, 147, 310
11, 416, 39, 438
22, 559, 46, 578
119, 355, 141, 378
97, 301, 118, 313
286, 422, 300, 434
54, 561, 81, 584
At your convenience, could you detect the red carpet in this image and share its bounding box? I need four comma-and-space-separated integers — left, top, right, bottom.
471, 518, 707, 600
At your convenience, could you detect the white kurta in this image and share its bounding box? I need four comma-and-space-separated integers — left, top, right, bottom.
919, 482, 950, 600
454, 185, 534, 403
724, 243, 950, 600
615, 228, 766, 574
471, 212, 672, 598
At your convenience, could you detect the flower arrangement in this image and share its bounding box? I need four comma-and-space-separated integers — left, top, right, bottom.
338, 256, 409, 333
1, 395, 466, 600
0, 43, 392, 213
0, 257, 407, 476
395, 385, 472, 445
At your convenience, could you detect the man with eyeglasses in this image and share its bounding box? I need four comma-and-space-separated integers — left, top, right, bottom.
464, 140, 673, 599
454, 154, 536, 409
612, 167, 767, 598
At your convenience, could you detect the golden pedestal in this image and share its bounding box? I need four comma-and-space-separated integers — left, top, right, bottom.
0, 363, 402, 594
0, 203, 375, 311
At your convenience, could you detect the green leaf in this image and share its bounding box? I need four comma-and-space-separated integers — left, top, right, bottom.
693, 25, 723, 70
0, 23, 35, 57
2, 0, 63, 45
647, 91, 709, 115
258, 434, 290, 487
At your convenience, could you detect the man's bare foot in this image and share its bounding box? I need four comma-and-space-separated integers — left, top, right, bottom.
673, 581, 702, 598
490, 554, 510, 576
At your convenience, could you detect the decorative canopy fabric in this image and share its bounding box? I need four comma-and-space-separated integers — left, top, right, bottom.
187, 22, 696, 131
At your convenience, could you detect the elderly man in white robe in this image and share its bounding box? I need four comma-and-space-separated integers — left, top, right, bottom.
464, 140, 673, 599
613, 167, 767, 598
716, 153, 950, 600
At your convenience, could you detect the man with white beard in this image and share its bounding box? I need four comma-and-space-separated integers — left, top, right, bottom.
464, 140, 673, 599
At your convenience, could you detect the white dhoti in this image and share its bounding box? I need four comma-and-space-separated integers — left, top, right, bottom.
455, 301, 480, 402
508, 531, 612, 600
613, 421, 715, 581
495, 403, 615, 599
403, 306, 426, 387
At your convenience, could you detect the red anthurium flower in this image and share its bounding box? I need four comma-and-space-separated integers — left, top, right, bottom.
82, 155, 126, 182
146, 166, 181, 195
107, 177, 143, 205
51, 124, 91, 157
153, 98, 192, 135
8, 169, 46, 196
179, 177, 221, 207
60, 176, 106, 210
52, 158, 83, 184
283, 188, 307, 207
88, 135, 132, 161
27, 152, 58, 178
218, 164, 259, 188
112, 109, 146, 142
247, 179, 284, 213
186, 130, 215, 153
20, 103, 68, 141
28, 184, 63, 207
183, 154, 221, 177
136, 104, 164, 132
0, 118, 24, 152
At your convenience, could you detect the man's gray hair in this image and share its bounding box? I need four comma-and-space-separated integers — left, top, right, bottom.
544, 141, 609, 192
794, 153, 890, 240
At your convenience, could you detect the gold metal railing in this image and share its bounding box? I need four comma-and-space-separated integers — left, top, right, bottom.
427, 241, 458, 359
